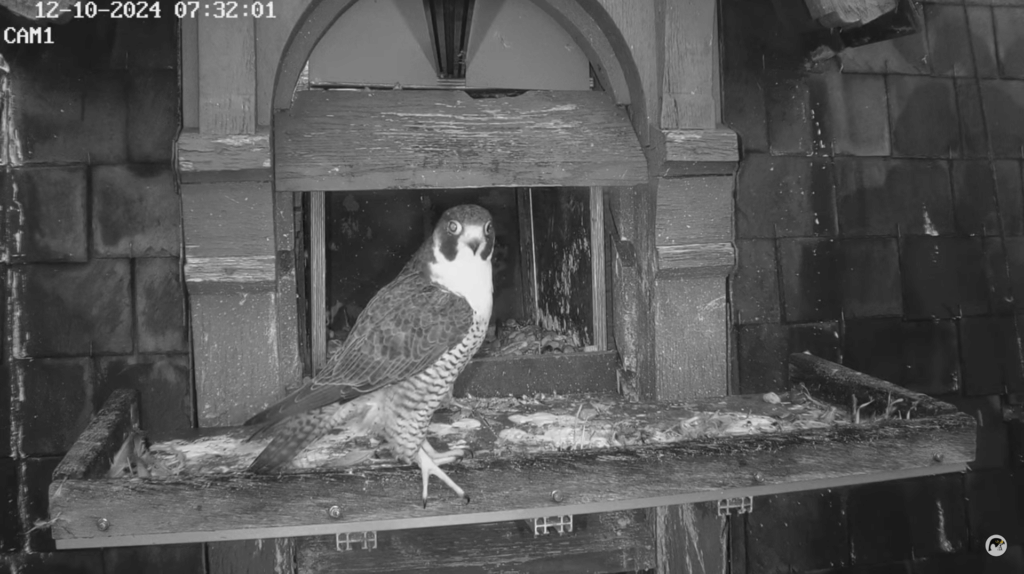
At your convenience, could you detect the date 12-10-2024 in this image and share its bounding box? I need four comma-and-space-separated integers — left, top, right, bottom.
34, 0, 277, 20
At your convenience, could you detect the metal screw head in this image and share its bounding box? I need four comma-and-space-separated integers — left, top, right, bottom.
327, 505, 342, 519
752, 472, 765, 484
551, 490, 565, 503
96, 518, 110, 532
933, 453, 945, 463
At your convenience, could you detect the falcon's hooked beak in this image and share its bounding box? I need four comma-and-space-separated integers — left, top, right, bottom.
466, 238, 482, 255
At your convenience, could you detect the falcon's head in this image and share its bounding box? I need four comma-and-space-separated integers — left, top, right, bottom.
427, 204, 495, 317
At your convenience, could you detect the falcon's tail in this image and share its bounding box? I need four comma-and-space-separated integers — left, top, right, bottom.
248, 410, 333, 474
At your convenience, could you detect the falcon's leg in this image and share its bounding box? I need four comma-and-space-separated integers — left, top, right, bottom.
421, 440, 472, 465
415, 446, 470, 508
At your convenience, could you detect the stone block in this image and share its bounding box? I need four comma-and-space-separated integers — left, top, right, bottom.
839, 237, 902, 318
9, 166, 88, 263
812, 72, 890, 157
91, 165, 180, 257
135, 257, 186, 353
736, 154, 836, 239
127, 70, 178, 163
995, 160, 1024, 235
731, 239, 779, 325
960, 316, 1024, 395
901, 320, 961, 395
766, 72, 815, 156
952, 160, 1002, 235
981, 80, 1024, 158
888, 76, 961, 158
965, 470, 1023, 553
109, 15, 177, 70
967, 6, 999, 78
925, 4, 975, 77
104, 545, 206, 574
901, 236, 990, 319
13, 260, 132, 357
96, 355, 192, 434
835, 158, 954, 237
723, 68, 769, 153
746, 489, 848, 572
779, 238, 841, 323
17, 359, 95, 457
994, 7, 1024, 79
957, 80, 990, 159
843, 318, 904, 386
838, 29, 931, 75
736, 322, 839, 394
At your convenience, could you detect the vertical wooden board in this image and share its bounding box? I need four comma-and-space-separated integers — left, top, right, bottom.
190, 290, 280, 427
181, 17, 199, 129
653, 504, 727, 574
654, 276, 727, 401
590, 188, 607, 350
595, 0, 660, 144
661, 0, 716, 129
518, 188, 538, 322
612, 238, 640, 400
309, 191, 327, 371
198, 15, 256, 134
181, 182, 275, 258
275, 192, 302, 389
208, 538, 294, 574
729, 514, 747, 574
531, 187, 593, 347
655, 176, 734, 246
256, 0, 311, 127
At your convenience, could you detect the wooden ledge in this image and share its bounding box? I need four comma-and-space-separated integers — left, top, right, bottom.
184, 255, 277, 294
656, 242, 735, 279
663, 129, 739, 164
177, 130, 272, 183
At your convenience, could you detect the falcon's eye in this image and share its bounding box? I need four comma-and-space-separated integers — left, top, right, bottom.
447, 220, 462, 235
484, 221, 493, 235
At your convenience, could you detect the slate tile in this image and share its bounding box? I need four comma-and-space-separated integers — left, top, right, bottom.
737, 322, 839, 394
17, 359, 95, 457
839, 238, 902, 318
0, 459, 17, 552
91, 165, 180, 257
994, 160, 1024, 235
901, 320, 961, 395
957, 80, 990, 159
838, 29, 931, 75
0, 363, 7, 458
737, 154, 836, 239
96, 355, 192, 435
135, 257, 186, 353
766, 72, 815, 156
8, 166, 88, 263
19, 550, 105, 574
720, 0, 806, 73
888, 76, 961, 158
20, 457, 61, 551
994, 7, 1024, 79
944, 395, 1010, 469
961, 316, 1024, 395
911, 552, 984, 574
967, 6, 1000, 78
835, 158, 954, 237
925, 4, 976, 77
789, 321, 841, 363
999, 237, 1024, 310
779, 238, 841, 323
843, 317, 904, 386
1010, 420, 1024, 468
13, 260, 133, 357
901, 236, 990, 319
104, 544, 206, 574
127, 70, 178, 163
980, 80, 1024, 158
731, 239, 780, 325
724, 68, 769, 153
109, 15, 177, 70
848, 475, 966, 565
985, 238, 1016, 314
952, 160, 1002, 235
813, 72, 891, 157
746, 489, 848, 572
965, 470, 1024, 552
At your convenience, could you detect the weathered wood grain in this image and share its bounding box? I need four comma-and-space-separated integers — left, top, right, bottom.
309, 191, 327, 371
296, 510, 654, 574
654, 276, 728, 401
653, 503, 727, 574
52, 389, 138, 481
611, 237, 640, 400
255, 0, 309, 127
658, 161, 739, 178
198, 15, 256, 135
789, 353, 959, 419
655, 177, 734, 246
190, 291, 282, 427
518, 188, 538, 322
590, 188, 607, 350
181, 16, 199, 129
275, 192, 303, 392
661, 0, 716, 129
656, 243, 736, 279
177, 130, 271, 183
208, 539, 294, 574
50, 409, 974, 548
181, 182, 275, 259
664, 129, 740, 163
453, 351, 619, 398
805, 0, 897, 28
273, 90, 648, 192
184, 256, 276, 294
596, 0, 660, 145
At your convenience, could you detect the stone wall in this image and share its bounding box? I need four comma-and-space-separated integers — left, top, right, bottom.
724, 0, 1024, 571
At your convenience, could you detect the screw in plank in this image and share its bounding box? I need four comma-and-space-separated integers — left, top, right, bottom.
96, 518, 110, 532
551, 490, 565, 503
327, 505, 342, 519
752, 472, 765, 484
933, 453, 944, 463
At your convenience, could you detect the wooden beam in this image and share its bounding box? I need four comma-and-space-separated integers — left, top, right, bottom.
52, 389, 138, 481
590, 188, 607, 350
184, 256, 276, 294
654, 276, 728, 400
594, 0, 660, 143
656, 177, 734, 246
197, 14, 256, 134
656, 243, 736, 279
661, 0, 717, 129
309, 191, 327, 371
664, 129, 740, 163
180, 182, 275, 260
273, 90, 648, 192
177, 130, 271, 183
653, 503, 727, 574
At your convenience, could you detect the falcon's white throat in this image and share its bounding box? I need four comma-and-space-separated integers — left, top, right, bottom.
429, 224, 494, 319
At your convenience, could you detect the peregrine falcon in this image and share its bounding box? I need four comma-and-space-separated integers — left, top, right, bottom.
245, 204, 495, 507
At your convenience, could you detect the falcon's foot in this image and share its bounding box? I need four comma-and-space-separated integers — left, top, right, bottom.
416, 447, 470, 508
421, 440, 473, 464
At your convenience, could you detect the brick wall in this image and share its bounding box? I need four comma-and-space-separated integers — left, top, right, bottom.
724, 0, 1024, 571
0, 6, 203, 572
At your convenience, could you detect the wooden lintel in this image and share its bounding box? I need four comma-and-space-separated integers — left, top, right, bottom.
663, 129, 739, 163
184, 256, 277, 294
656, 243, 735, 279
274, 90, 648, 191
177, 130, 271, 183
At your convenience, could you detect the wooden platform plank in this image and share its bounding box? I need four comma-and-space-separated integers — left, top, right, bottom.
273, 90, 648, 191
296, 510, 654, 574
454, 351, 618, 397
